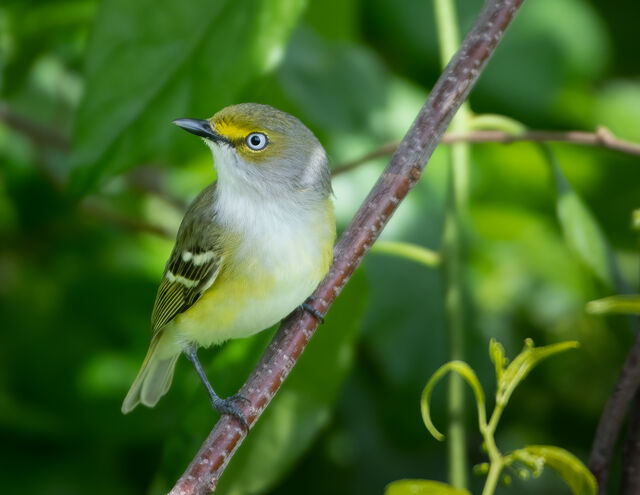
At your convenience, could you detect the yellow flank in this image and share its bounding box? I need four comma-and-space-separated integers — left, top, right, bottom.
172, 198, 335, 348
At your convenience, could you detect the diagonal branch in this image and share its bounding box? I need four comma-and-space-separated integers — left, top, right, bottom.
168, 1, 526, 493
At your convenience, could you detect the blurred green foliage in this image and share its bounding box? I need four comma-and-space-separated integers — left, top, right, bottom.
0, 1, 639, 494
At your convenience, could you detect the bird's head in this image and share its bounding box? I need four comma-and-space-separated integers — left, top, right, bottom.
173, 103, 331, 200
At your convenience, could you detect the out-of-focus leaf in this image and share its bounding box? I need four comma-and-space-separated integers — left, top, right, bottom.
508, 445, 596, 495
633, 209, 640, 231
476, 0, 609, 119
69, 0, 305, 194
277, 29, 387, 134
472, 463, 490, 476
214, 269, 368, 495
303, 0, 358, 42
420, 361, 485, 441
586, 295, 640, 316
546, 147, 617, 289
596, 81, 640, 142
0, 0, 95, 96
496, 339, 578, 407
370, 240, 441, 268
385, 479, 470, 495
77, 352, 137, 397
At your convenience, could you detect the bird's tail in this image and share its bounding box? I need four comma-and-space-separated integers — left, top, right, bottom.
121, 331, 181, 414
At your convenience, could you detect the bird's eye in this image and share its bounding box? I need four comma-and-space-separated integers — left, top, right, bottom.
245, 132, 268, 151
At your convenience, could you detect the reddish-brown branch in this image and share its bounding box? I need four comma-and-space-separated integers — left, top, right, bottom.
168, 1, 526, 493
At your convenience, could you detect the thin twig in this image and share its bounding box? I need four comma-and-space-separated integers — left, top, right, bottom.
0, 101, 70, 150
80, 198, 174, 239
331, 141, 400, 176
168, 1, 526, 493
126, 166, 189, 211
447, 127, 640, 155
331, 127, 640, 176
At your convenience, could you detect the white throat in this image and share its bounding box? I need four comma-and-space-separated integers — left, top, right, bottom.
207, 142, 317, 240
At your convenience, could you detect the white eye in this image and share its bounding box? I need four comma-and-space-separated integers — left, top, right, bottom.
246, 132, 268, 151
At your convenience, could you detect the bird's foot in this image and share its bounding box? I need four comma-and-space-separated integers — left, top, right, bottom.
210, 395, 249, 428
301, 296, 325, 323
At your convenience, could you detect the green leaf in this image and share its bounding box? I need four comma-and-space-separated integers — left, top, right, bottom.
586, 295, 640, 316
507, 445, 596, 495
488, 338, 507, 383
69, 0, 305, 194
496, 339, 579, 408
370, 240, 441, 268
385, 480, 470, 495
214, 269, 368, 495
545, 147, 617, 289
420, 361, 486, 440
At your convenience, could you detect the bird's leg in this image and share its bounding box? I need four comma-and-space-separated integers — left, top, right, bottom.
301, 295, 325, 323
183, 344, 249, 428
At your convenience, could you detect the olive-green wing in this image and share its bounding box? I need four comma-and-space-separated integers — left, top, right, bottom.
151, 245, 223, 334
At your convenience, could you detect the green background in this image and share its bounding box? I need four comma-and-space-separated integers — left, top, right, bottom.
0, 0, 638, 493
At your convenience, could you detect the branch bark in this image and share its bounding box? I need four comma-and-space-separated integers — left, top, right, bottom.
168, 0, 526, 493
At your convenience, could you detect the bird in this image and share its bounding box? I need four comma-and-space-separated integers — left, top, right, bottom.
121, 103, 336, 426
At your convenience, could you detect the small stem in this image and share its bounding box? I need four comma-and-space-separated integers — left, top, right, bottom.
369, 241, 441, 267
435, 0, 462, 63
487, 403, 504, 436
482, 457, 504, 495
481, 405, 505, 495
434, 0, 472, 488
443, 191, 468, 488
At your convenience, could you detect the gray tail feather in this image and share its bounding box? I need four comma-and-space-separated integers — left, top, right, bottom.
121, 333, 180, 414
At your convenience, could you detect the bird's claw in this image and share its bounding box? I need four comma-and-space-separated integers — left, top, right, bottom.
301, 299, 325, 323
211, 396, 249, 428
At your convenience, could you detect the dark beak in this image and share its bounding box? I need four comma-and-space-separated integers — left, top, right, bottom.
173, 118, 224, 143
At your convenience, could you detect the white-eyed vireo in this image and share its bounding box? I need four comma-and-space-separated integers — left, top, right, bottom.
122, 103, 336, 425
